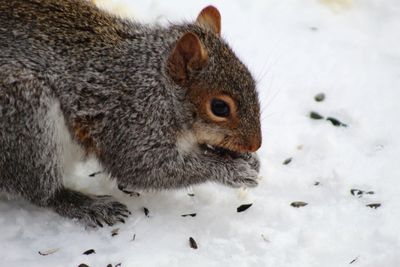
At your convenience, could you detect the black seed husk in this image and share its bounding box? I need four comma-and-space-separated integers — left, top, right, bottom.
118, 185, 140, 197
351, 189, 374, 197
314, 181, 320, 186
111, 228, 119, 237
89, 171, 102, 177
326, 117, 347, 127
143, 207, 149, 217
314, 93, 325, 102
187, 193, 195, 197
237, 203, 253, 212
310, 111, 324, 120
366, 203, 381, 209
78, 264, 89, 267
283, 158, 292, 165
189, 237, 198, 249
38, 248, 59, 256
182, 213, 197, 217
349, 256, 359, 264
83, 249, 95, 255
291, 201, 308, 208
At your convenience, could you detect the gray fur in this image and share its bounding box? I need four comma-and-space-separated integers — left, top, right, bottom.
0, 0, 261, 227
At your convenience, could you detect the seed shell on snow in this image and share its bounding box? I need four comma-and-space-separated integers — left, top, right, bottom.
283, 158, 292, 165
350, 189, 374, 197
83, 249, 95, 255
117, 185, 140, 197
38, 248, 59, 256
291, 201, 308, 208
78, 264, 89, 267
326, 117, 347, 127
237, 203, 253, 212
181, 213, 197, 217
310, 111, 324, 120
366, 203, 381, 209
189, 237, 198, 249
88, 171, 102, 177
314, 93, 325, 102
111, 228, 119, 237
349, 256, 359, 264
143, 207, 149, 217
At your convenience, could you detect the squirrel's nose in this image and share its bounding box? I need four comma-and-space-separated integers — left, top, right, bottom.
248, 137, 261, 152
244, 132, 262, 152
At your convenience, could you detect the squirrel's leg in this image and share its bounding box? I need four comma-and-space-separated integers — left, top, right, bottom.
0, 77, 129, 227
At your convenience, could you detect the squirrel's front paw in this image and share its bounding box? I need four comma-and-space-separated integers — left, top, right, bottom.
239, 152, 260, 172
223, 161, 259, 188
82, 195, 131, 228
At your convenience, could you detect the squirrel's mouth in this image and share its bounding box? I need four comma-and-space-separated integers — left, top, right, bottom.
200, 143, 242, 159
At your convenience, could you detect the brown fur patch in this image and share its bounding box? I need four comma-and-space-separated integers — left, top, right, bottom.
196, 6, 221, 36
167, 32, 208, 85
72, 118, 100, 156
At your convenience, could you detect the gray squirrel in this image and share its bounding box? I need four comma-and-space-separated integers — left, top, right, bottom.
0, 0, 262, 227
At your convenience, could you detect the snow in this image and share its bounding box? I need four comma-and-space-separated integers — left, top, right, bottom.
1, 0, 400, 266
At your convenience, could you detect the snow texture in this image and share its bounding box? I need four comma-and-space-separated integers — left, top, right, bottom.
1, 0, 400, 266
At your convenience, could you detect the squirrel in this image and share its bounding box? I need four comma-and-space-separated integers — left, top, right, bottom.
0, 0, 262, 227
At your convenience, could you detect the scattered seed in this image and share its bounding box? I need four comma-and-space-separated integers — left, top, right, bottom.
314, 181, 320, 186
314, 93, 325, 102
309, 26, 319, 31
78, 264, 89, 267
351, 189, 374, 197
117, 185, 140, 197
291, 201, 308, 208
83, 249, 95, 255
115, 264, 122, 267
107, 264, 112, 267
181, 213, 197, 217
366, 203, 381, 209
187, 193, 195, 197
143, 207, 149, 217
131, 234, 136, 242
283, 158, 292, 165
349, 256, 359, 264
38, 248, 59, 256
261, 234, 270, 242
310, 111, 324, 120
88, 171, 102, 177
189, 237, 198, 249
111, 228, 119, 237
326, 117, 347, 127
237, 203, 253, 212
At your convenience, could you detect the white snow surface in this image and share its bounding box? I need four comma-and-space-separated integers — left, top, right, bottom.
1, 0, 400, 266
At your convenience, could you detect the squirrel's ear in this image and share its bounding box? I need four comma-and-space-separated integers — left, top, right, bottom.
196, 6, 221, 36
167, 32, 208, 85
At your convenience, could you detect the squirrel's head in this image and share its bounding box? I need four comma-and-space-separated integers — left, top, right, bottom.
167, 6, 262, 156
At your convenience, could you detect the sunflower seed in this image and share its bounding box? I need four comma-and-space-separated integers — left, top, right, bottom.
291, 201, 308, 208
237, 203, 253, 212
38, 248, 59, 256
189, 237, 198, 249
83, 249, 95, 255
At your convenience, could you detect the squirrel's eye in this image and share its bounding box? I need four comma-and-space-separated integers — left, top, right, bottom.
211, 99, 230, 117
